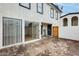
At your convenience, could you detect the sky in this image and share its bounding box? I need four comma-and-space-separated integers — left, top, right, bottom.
57, 3, 79, 15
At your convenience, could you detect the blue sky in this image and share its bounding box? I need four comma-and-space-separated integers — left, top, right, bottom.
57, 3, 79, 15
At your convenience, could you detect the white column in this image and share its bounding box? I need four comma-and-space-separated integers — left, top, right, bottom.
69, 16, 72, 27
39, 22, 41, 39
78, 16, 79, 26
0, 16, 2, 47
22, 20, 25, 43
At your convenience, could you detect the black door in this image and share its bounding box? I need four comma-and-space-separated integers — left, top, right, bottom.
47, 24, 51, 36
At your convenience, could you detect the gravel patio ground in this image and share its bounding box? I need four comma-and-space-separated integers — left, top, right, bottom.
0, 37, 79, 56
25, 38, 79, 56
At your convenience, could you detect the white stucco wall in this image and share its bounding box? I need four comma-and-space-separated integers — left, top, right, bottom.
0, 3, 61, 25
0, 3, 61, 47
60, 14, 79, 41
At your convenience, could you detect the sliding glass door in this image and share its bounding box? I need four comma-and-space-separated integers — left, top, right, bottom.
3, 17, 22, 46
25, 21, 39, 41
32, 23, 39, 39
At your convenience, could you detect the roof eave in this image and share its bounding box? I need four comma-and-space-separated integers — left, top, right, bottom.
51, 3, 62, 13
60, 12, 79, 18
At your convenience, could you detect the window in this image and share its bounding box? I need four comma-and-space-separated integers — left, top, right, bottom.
71, 16, 78, 26
50, 8, 54, 18
19, 3, 31, 9
63, 18, 68, 26
37, 3, 43, 14
55, 11, 58, 20
3, 17, 22, 46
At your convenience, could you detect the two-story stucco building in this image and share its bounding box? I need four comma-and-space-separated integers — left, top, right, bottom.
0, 3, 62, 48
60, 12, 79, 41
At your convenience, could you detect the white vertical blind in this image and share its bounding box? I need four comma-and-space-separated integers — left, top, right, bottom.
3, 17, 22, 46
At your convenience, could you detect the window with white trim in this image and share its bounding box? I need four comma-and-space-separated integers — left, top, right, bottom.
37, 3, 43, 14
19, 3, 31, 9
71, 16, 78, 26
55, 11, 58, 20
50, 8, 54, 18
3, 17, 22, 46
63, 18, 68, 26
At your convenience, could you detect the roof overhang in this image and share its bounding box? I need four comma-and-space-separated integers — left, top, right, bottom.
60, 12, 79, 18
48, 3, 62, 13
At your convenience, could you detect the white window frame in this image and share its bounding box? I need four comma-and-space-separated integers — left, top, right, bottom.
50, 8, 54, 18
55, 11, 58, 20
19, 3, 31, 9
37, 3, 43, 14
63, 18, 68, 26
3, 17, 22, 46
71, 16, 78, 26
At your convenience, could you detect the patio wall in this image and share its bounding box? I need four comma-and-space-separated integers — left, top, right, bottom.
59, 14, 79, 40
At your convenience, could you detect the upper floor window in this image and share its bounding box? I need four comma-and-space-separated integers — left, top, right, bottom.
19, 3, 31, 9
37, 3, 43, 14
71, 16, 78, 26
63, 18, 68, 26
55, 11, 58, 20
50, 8, 54, 18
